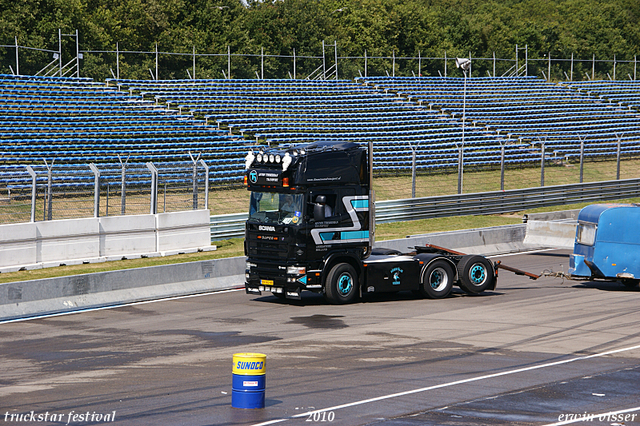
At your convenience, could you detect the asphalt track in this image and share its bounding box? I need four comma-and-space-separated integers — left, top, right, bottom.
1, 249, 639, 426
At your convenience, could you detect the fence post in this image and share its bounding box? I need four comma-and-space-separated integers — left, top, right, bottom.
15, 36, 19, 76
418, 50, 421, 77
58, 29, 63, 77
493, 51, 496, 77
116, 42, 120, 80
539, 141, 545, 187
293, 48, 296, 79
189, 152, 201, 210
334, 40, 338, 80
592, 54, 595, 80
548, 52, 551, 81
392, 49, 395, 77
155, 42, 159, 80
261, 47, 264, 79
500, 142, 505, 191
89, 163, 101, 217
322, 40, 326, 79
412, 149, 416, 197
457, 144, 464, 194
408, 142, 419, 198
146, 162, 158, 214
364, 50, 367, 78
75, 29, 80, 78
570, 52, 574, 81
525, 44, 528, 76
26, 166, 36, 222
444, 51, 447, 77
44, 158, 54, 220
616, 133, 623, 180
199, 159, 210, 212
118, 155, 129, 215
227, 45, 231, 79
578, 137, 585, 183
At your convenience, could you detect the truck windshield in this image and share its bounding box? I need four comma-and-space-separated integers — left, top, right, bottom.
249, 192, 304, 225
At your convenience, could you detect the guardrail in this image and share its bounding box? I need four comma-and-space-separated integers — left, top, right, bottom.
210, 178, 640, 240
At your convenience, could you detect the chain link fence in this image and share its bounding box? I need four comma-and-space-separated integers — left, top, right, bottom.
2, 154, 640, 225
372, 153, 640, 201
0, 161, 244, 224
2, 34, 638, 81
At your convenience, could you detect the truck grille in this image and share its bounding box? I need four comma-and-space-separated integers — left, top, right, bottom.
247, 237, 288, 260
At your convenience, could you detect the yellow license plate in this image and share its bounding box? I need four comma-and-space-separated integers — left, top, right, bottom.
260, 279, 274, 286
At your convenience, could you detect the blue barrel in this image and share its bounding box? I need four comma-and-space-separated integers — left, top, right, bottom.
232, 353, 266, 409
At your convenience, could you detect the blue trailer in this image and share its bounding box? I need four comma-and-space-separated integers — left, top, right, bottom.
569, 203, 640, 288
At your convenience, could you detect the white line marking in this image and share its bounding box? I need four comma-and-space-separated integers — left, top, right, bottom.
542, 405, 640, 425
251, 343, 640, 426
0, 288, 244, 324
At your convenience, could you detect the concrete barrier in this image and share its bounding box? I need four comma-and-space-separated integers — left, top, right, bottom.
100, 214, 157, 259
37, 217, 101, 266
522, 208, 579, 249
523, 221, 577, 249
156, 210, 212, 255
383, 224, 531, 256
0, 210, 214, 273
0, 222, 37, 268
0, 256, 245, 321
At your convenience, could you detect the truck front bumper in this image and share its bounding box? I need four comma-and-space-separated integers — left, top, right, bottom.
245, 283, 302, 299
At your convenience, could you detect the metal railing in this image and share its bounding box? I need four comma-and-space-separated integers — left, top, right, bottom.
4, 31, 639, 81
209, 178, 640, 240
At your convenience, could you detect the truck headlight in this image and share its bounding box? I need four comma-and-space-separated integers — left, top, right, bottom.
287, 266, 306, 275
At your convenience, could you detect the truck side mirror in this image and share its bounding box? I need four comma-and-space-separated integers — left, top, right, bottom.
314, 195, 327, 222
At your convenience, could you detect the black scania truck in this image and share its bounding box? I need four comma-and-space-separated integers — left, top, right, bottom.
243, 141, 497, 304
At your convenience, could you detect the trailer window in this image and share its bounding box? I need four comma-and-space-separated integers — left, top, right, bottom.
576, 222, 597, 246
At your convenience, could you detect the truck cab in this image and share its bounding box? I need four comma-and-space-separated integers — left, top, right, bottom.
244, 141, 373, 303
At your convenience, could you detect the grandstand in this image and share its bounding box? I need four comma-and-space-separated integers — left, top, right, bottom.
111, 77, 532, 173
0, 74, 246, 198
2, 74, 640, 218
358, 76, 640, 162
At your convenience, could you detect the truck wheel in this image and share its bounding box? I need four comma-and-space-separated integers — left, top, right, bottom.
420, 260, 454, 299
325, 263, 359, 304
457, 255, 495, 294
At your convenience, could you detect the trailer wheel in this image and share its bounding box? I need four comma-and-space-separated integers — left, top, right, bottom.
420, 260, 454, 299
457, 255, 495, 294
325, 263, 359, 304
